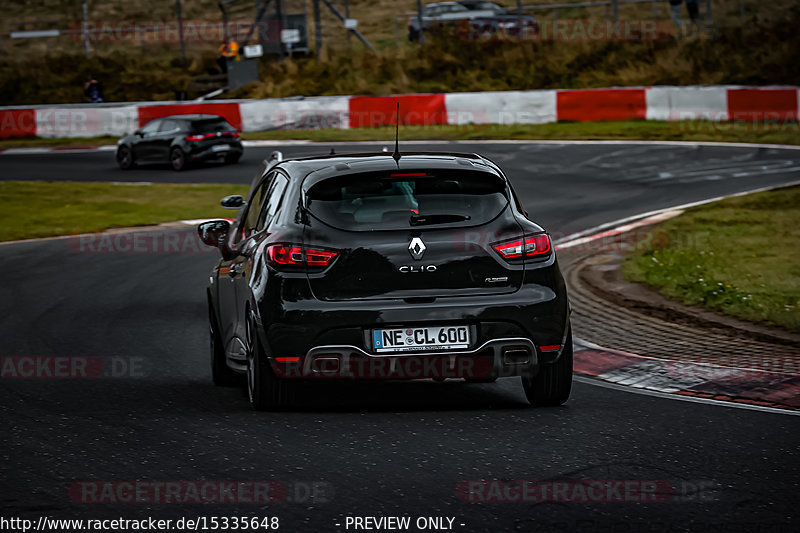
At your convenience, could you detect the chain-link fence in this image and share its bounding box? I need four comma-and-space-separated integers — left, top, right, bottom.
3, 0, 788, 60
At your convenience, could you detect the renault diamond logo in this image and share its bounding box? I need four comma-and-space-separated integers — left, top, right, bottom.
408, 237, 426, 260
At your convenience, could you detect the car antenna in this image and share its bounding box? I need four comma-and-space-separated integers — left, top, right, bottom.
392, 102, 401, 165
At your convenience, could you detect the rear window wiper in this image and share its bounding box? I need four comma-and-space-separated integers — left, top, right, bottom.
409, 214, 471, 226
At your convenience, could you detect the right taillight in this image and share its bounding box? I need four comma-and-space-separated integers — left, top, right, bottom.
266, 244, 338, 269
492, 234, 551, 262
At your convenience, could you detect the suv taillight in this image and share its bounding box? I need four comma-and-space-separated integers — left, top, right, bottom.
266, 244, 338, 268
492, 234, 551, 261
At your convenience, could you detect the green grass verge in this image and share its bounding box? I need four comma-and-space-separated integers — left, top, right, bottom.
0, 181, 248, 242
2, 121, 798, 148
240, 121, 800, 144
0, 136, 120, 148
622, 186, 800, 332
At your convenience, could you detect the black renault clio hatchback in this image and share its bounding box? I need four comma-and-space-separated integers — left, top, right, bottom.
200, 150, 572, 410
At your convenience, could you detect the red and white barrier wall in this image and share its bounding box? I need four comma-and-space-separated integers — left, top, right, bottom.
1, 86, 797, 139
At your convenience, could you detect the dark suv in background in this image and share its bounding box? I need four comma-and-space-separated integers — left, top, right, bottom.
409, 1, 537, 41
408, 1, 499, 41
199, 150, 572, 410
116, 114, 243, 171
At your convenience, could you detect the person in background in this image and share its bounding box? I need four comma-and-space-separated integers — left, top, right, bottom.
685, 0, 701, 27
84, 75, 104, 103
669, 0, 684, 33
217, 39, 240, 73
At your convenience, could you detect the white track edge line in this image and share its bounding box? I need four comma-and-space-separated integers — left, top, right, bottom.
573, 375, 799, 416
574, 337, 797, 376
554, 179, 800, 247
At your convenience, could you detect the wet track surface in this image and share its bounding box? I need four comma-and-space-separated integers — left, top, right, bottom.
1, 142, 799, 530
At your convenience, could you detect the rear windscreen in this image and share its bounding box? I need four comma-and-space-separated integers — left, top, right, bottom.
305, 170, 509, 231
190, 119, 235, 133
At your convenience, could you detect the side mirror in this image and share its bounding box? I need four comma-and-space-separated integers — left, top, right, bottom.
135, 129, 143, 137
220, 195, 246, 209
198, 219, 231, 249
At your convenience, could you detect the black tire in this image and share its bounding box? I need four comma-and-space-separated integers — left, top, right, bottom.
116, 145, 134, 170
246, 315, 295, 411
209, 304, 239, 386
224, 153, 241, 165
170, 147, 186, 171
522, 327, 573, 406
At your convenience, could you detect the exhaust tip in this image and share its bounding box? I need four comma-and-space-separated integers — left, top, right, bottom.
311, 356, 340, 374
502, 347, 530, 365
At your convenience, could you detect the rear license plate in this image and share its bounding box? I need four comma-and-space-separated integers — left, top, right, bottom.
372, 326, 470, 353
211, 144, 230, 152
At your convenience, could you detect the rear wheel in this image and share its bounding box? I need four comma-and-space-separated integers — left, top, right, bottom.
246, 315, 295, 410
522, 327, 573, 406
170, 147, 186, 171
210, 305, 239, 386
116, 145, 134, 170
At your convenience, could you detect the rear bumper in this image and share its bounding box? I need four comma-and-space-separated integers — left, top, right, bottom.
189, 143, 243, 161
254, 283, 570, 378
271, 337, 538, 380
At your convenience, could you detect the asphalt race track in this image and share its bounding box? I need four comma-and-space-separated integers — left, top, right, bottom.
1, 142, 799, 531
3, 141, 800, 232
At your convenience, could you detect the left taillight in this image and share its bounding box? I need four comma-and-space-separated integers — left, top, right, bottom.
266, 244, 338, 269
492, 234, 551, 261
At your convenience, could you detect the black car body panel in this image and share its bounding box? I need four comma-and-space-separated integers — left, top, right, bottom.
202, 151, 571, 406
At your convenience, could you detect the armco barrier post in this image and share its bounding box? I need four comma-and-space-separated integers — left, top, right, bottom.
175, 0, 186, 66
417, 0, 425, 44
346, 0, 351, 46
81, 0, 91, 57
314, 0, 322, 62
